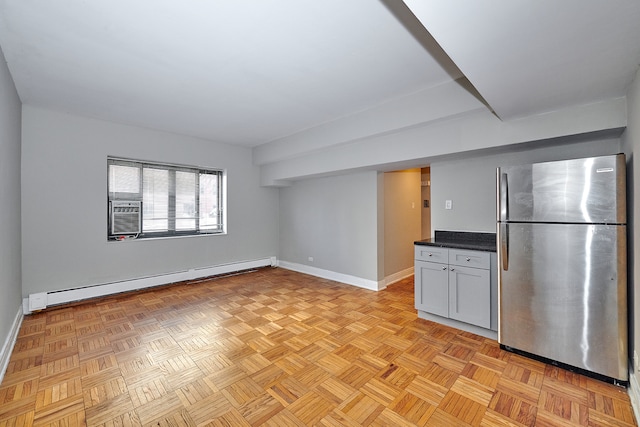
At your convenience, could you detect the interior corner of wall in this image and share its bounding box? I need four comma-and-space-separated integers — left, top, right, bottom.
22, 298, 30, 315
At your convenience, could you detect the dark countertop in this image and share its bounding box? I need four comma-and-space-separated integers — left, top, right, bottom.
415, 230, 496, 252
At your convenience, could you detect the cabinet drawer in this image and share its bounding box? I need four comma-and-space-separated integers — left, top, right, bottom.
448, 249, 490, 269
415, 245, 448, 262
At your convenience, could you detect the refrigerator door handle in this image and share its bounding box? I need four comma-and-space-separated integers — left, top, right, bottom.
500, 223, 509, 271
500, 172, 508, 221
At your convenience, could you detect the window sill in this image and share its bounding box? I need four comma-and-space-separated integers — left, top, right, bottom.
107, 232, 227, 243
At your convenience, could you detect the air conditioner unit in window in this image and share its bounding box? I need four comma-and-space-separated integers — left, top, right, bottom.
110, 201, 141, 235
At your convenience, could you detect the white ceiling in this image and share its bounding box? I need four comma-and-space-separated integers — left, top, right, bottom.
1, 0, 639, 147
403, 0, 640, 121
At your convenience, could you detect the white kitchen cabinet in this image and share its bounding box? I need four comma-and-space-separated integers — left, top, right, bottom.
414, 245, 449, 316
415, 259, 449, 317
415, 245, 492, 330
448, 264, 490, 328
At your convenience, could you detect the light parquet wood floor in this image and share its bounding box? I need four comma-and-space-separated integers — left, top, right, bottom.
0, 268, 636, 426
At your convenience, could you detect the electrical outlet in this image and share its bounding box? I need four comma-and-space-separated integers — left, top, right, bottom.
308, 256, 314, 262
445, 200, 452, 210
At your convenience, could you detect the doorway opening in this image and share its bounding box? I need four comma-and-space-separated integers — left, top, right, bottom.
421, 167, 431, 240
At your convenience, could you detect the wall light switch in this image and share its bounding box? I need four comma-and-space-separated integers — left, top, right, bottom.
445, 200, 452, 210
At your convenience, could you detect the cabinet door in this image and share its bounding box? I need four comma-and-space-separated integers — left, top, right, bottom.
448, 265, 490, 328
415, 260, 449, 317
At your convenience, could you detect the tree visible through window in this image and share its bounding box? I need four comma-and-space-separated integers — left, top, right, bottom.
108, 158, 225, 239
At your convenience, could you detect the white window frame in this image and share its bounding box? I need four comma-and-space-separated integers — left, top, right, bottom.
107, 157, 226, 240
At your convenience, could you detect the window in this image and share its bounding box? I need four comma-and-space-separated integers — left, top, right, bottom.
108, 157, 225, 239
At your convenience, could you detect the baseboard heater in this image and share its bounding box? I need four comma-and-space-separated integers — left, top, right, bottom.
26, 257, 277, 313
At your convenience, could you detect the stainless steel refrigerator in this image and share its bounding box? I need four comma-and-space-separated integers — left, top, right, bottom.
497, 154, 627, 384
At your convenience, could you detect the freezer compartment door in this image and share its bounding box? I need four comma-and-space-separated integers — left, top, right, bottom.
498, 223, 627, 381
497, 154, 625, 224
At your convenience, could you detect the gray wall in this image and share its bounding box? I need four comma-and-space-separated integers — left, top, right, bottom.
276, 135, 624, 287
21, 106, 279, 296
430, 137, 623, 233
279, 171, 379, 281
0, 45, 22, 348
622, 67, 640, 392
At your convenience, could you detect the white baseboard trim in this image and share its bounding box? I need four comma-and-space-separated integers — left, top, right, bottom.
278, 261, 382, 291
384, 266, 414, 288
23, 257, 276, 314
629, 371, 640, 425
0, 306, 23, 384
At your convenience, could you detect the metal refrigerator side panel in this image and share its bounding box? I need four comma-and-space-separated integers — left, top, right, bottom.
498, 154, 625, 224
498, 223, 627, 381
